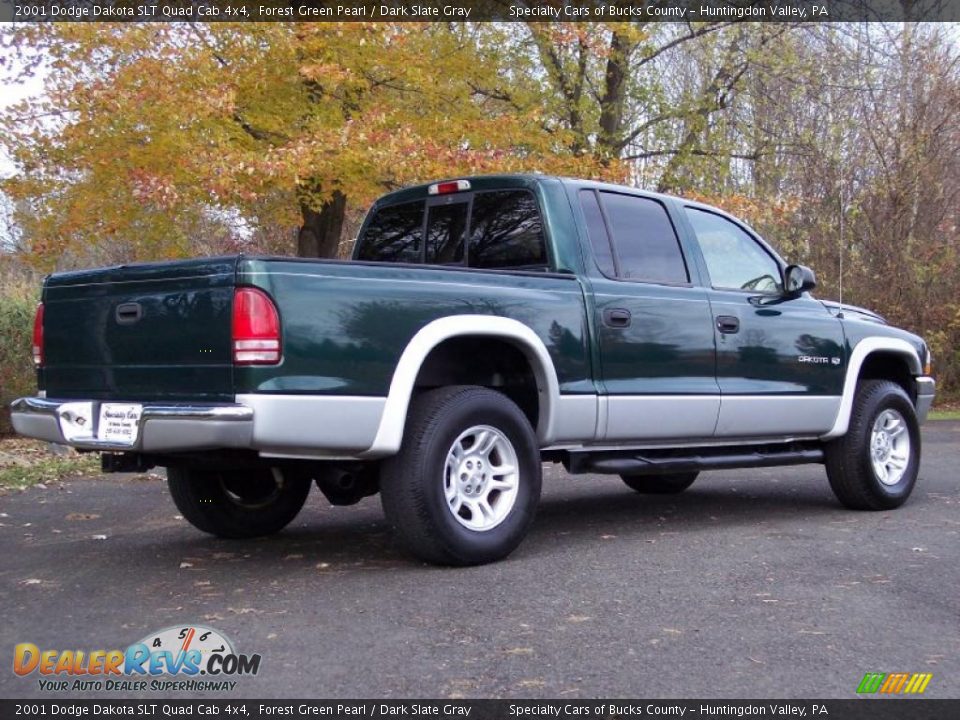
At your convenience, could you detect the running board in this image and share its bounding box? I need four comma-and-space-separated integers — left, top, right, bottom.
563, 442, 824, 476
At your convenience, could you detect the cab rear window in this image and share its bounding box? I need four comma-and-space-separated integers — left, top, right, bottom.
355, 200, 424, 263
356, 190, 547, 270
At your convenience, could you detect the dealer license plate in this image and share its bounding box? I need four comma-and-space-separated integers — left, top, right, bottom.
97, 403, 143, 445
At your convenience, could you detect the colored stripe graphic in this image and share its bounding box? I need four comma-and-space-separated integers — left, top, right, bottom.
857, 673, 886, 693
857, 672, 932, 694
880, 673, 908, 693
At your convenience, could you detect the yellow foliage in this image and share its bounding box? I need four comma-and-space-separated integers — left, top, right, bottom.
1, 23, 623, 265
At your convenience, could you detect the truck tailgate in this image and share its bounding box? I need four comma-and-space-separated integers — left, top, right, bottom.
41, 258, 236, 401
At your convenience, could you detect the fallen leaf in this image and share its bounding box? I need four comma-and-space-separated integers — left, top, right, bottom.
517, 679, 546, 688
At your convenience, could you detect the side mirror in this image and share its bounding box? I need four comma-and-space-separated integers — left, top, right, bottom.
785, 264, 817, 297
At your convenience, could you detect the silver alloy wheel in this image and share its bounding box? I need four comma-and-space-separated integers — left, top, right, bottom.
870, 409, 911, 486
444, 425, 520, 532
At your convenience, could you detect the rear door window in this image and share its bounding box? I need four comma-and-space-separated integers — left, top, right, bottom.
599, 192, 689, 284
469, 190, 547, 270
579, 190, 616, 277
356, 201, 424, 263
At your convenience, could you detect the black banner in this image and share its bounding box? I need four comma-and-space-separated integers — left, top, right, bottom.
2, 0, 960, 23
1, 700, 959, 720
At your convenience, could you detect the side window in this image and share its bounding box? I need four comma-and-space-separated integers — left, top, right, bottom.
425, 202, 467, 264
599, 192, 689, 284
685, 208, 782, 293
357, 201, 424, 263
469, 191, 547, 269
579, 190, 616, 277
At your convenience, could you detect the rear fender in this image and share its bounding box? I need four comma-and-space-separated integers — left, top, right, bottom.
360, 315, 561, 457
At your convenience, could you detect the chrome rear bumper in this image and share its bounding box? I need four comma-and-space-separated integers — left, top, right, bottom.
10, 397, 253, 453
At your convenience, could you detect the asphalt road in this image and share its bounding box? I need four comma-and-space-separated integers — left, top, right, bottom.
1, 423, 958, 700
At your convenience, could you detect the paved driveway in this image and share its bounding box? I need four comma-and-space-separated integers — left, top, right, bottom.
1, 423, 958, 699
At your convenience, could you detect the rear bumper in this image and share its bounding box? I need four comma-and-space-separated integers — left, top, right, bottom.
915, 376, 936, 424
10, 397, 253, 453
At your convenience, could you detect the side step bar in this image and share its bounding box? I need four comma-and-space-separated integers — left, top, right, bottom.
563, 442, 824, 476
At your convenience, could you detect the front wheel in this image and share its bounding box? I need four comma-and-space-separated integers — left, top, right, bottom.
380, 386, 541, 566
825, 380, 921, 510
167, 466, 312, 538
620, 472, 698, 494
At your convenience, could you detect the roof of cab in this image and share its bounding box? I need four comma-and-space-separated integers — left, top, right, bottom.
372, 174, 720, 215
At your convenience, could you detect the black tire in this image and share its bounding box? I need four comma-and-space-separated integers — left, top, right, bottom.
167, 466, 312, 538
380, 385, 541, 566
620, 472, 698, 494
825, 380, 921, 510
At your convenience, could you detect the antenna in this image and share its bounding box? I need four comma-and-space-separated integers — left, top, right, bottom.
837, 160, 845, 318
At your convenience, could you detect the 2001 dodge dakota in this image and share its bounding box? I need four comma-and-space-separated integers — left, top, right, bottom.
11, 175, 935, 565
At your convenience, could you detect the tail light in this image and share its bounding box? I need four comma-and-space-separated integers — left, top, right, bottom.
32, 302, 44, 367
232, 288, 281, 365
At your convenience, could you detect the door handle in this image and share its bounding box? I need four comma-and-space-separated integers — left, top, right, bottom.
716, 315, 740, 334
115, 302, 143, 325
603, 308, 632, 328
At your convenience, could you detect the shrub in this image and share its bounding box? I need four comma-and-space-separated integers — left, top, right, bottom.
0, 271, 39, 435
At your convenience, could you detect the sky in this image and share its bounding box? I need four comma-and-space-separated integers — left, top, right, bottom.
0, 23, 43, 178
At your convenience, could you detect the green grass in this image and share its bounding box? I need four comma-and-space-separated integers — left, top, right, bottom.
929, 409, 960, 421
0, 439, 100, 492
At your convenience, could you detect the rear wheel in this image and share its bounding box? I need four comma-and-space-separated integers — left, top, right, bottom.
167, 466, 311, 538
620, 472, 698, 494
380, 386, 541, 566
825, 380, 920, 510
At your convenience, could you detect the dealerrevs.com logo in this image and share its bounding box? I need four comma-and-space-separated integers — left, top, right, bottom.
13, 625, 261, 693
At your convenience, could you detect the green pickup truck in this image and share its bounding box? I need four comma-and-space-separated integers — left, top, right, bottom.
11, 175, 935, 565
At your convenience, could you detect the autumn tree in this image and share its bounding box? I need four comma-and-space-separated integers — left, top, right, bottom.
0, 22, 615, 267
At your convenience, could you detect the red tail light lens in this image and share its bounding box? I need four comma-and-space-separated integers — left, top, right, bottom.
232, 288, 281, 365
32, 302, 44, 367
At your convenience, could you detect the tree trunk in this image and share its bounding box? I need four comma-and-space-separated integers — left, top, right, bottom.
597, 31, 630, 160
297, 191, 347, 258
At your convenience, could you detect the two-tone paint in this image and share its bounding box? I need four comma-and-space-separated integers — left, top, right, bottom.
15, 175, 934, 461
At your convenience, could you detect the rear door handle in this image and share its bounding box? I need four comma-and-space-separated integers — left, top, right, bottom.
716, 315, 740, 334
603, 308, 632, 328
